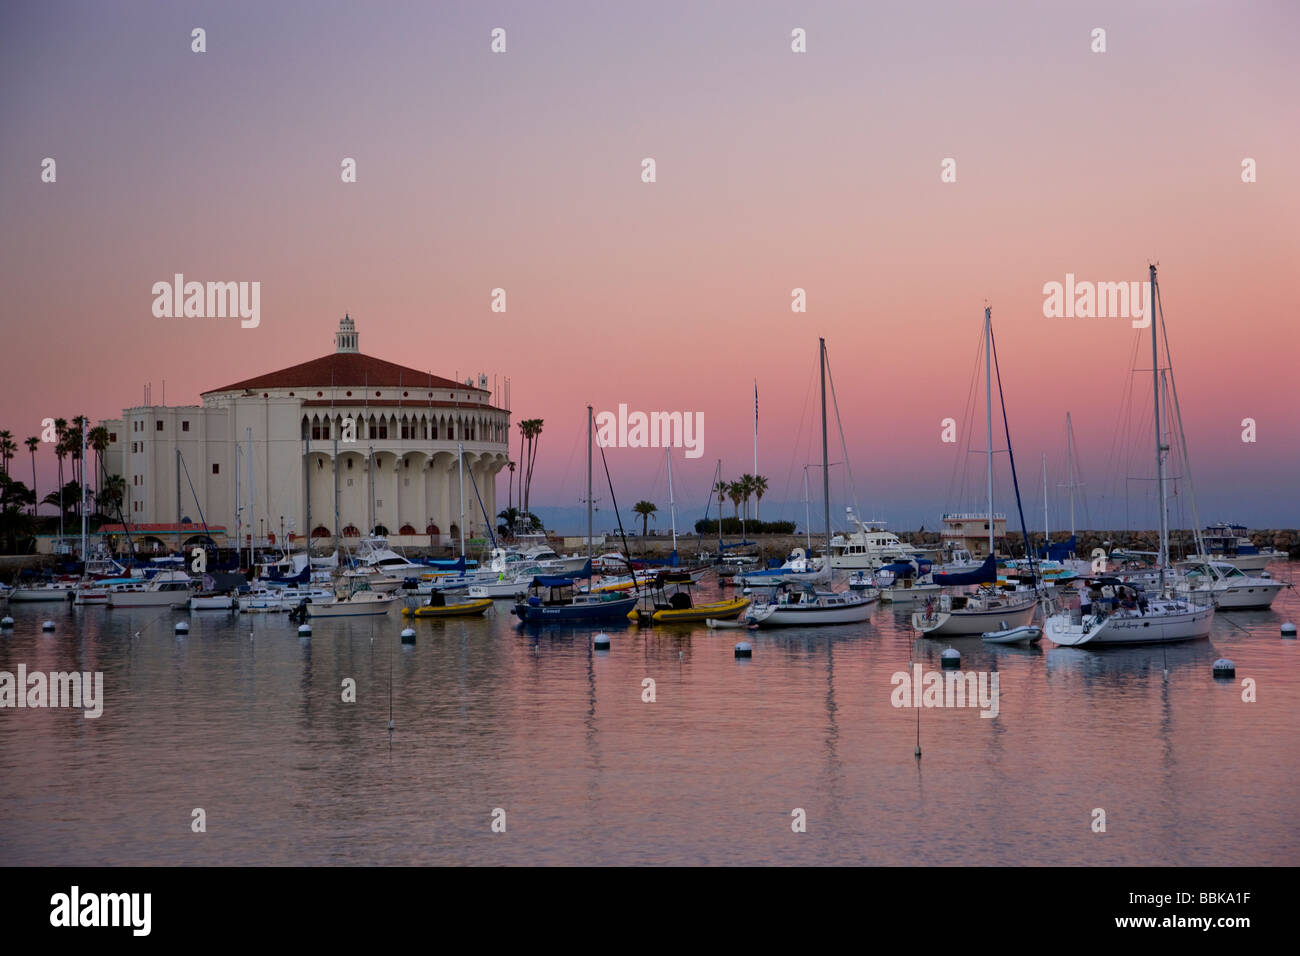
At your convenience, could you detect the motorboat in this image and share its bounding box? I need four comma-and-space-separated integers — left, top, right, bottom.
829, 510, 930, 569
733, 548, 826, 587
743, 582, 879, 627
106, 571, 194, 608
628, 571, 749, 625
401, 591, 492, 618
1175, 560, 1287, 610
1186, 522, 1283, 572
512, 574, 638, 624
304, 580, 398, 617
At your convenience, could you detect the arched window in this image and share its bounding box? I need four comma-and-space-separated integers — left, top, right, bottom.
301, 416, 310, 439
311, 525, 331, 538
342, 525, 360, 537
425, 524, 440, 536
399, 524, 416, 535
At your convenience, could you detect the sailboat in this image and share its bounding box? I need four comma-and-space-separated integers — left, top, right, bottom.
1044, 266, 1214, 646
743, 338, 879, 627
913, 306, 1037, 636
512, 407, 638, 624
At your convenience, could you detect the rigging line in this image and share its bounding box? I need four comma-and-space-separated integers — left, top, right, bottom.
175, 450, 213, 550
596, 439, 637, 582
777, 361, 816, 526
822, 350, 860, 520
944, 321, 986, 513
988, 321, 1036, 577
1155, 281, 1204, 556
464, 459, 498, 551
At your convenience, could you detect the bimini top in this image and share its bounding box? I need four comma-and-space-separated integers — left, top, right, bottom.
932, 554, 998, 586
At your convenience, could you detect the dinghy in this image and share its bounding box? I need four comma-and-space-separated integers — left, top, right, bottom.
981, 623, 1042, 644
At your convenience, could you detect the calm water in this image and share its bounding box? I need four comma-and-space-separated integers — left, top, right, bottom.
2, 568, 1298, 866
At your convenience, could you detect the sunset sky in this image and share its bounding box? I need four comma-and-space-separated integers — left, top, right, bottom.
2, 1, 1297, 533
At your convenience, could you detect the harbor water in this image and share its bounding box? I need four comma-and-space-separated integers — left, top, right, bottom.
2, 569, 1297, 865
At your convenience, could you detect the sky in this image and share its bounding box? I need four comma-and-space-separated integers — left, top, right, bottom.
2, 0, 1298, 534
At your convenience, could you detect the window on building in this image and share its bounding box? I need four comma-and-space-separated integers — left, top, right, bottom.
156, 421, 163, 431
108, 432, 116, 443
182, 421, 189, 432
346, 459, 353, 470
212, 464, 220, 474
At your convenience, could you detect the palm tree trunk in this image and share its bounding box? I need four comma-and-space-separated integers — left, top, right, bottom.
30, 450, 37, 517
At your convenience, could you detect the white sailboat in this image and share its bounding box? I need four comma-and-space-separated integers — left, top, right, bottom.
1044, 266, 1214, 646
744, 338, 878, 625
913, 306, 1036, 636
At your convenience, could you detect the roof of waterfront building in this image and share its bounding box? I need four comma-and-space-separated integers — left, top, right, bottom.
202, 315, 490, 399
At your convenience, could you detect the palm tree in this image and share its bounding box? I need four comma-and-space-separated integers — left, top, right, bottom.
89, 425, 110, 515
99, 474, 125, 517
518, 419, 544, 518
53, 418, 68, 538
66, 419, 85, 518
714, 480, 728, 537
0, 430, 14, 476
633, 500, 657, 536
737, 474, 756, 522
727, 482, 742, 522
752, 474, 769, 521
25, 436, 39, 516
497, 506, 521, 536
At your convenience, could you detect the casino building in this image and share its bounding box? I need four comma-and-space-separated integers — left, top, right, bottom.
98, 317, 510, 552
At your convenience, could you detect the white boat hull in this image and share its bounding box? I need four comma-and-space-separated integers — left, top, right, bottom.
912, 595, 1037, 635
982, 625, 1042, 644
1044, 600, 1212, 646
747, 595, 878, 627
305, 595, 397, 617
108, 592, 191, 608
9, 587, 75, 602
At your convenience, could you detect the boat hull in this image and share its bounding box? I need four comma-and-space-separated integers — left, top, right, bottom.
1044, 601, 1213, 646
912, 595, 1037, 635
514, 596, 638, 624
402, 598, 493, 618
747, 595, 878, 627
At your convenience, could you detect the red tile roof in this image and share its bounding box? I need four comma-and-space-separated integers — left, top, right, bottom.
203, 352, 487, 396
100, 524, 228, 533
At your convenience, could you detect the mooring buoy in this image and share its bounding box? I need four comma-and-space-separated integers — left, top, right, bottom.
593, 632, 610, 650
1212, 658, 1235, 678
174, 621, 189, 634
41, 620, 55, 631
298, 624, 312, 636
400, 627, 416, 644
941, 647, 961, 669
1282, 622, 1296, 639
0, 616, 13, 628
734, 641, 752, 658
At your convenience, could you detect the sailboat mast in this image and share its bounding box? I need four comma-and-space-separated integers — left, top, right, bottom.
81, 417, 88, 562
586, 406, 593, 562
1042, 452, 1048, 553
666, 446, 677, 552
820, 338, 831, 558
1066, 412, 1076, 539
803, 466, 811, 551
1150, 264, 1169, 584
985, 306, 994, 558
457, 441, 466, 557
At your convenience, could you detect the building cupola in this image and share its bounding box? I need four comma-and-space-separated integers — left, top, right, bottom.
335, 314, 358, 353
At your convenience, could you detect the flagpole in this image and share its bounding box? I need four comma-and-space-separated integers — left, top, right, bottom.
753, 379, 758, 477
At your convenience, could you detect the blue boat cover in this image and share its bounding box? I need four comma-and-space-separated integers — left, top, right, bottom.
1038, 535, 1078, 562
531, 575, 574, 588
932, 554, 998, 586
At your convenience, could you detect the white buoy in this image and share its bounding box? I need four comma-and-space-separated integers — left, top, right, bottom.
941, 647, 961, 669
387, 719, 395, 731
174, 621, 189, 634
401, 627, 416, 644
742, 587, 752, 596
0, 616, 13, 628
1282, 622, 1296, 639
298, 623, 312, 636
734, 641, 752, 658
593, 632, 610, 650
42, 620, 55, 631
1212, 658, 1235, 678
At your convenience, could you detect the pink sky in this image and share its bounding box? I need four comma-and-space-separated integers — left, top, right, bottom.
2, 1, 1297, 529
